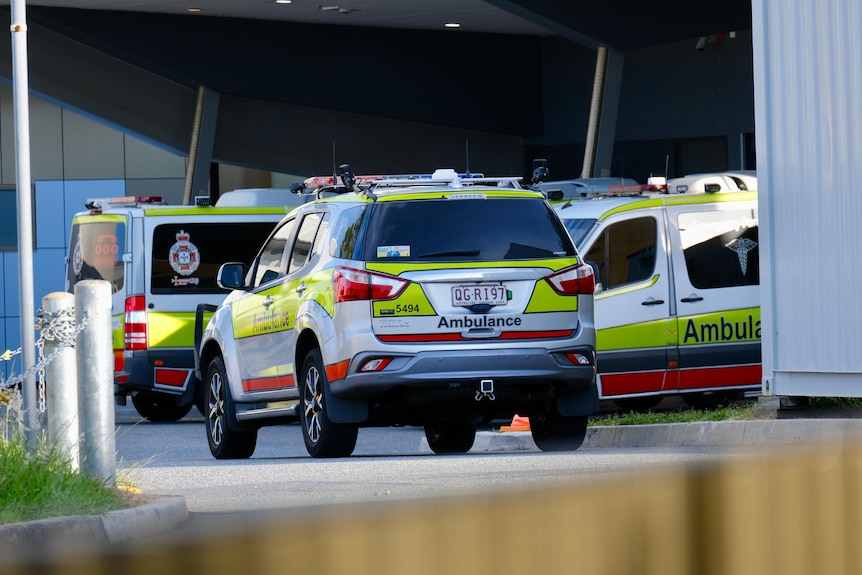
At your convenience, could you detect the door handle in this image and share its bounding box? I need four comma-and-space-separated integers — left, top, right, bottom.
680, 294, 704, 303
296, 282, 307, 294
263, 295, 274, 310
641, 298, 665, 306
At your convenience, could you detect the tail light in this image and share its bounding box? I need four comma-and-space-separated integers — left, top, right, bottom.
546, 264, 595, 295
334, 267, 409, 302
124, 295, 148, 350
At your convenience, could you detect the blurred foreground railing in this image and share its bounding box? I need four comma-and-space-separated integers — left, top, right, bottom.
2, 435, 862, 575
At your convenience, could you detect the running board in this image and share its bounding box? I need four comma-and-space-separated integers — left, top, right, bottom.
235, 402, 299, 423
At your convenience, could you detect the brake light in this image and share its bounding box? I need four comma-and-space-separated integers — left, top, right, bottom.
334, 267, 409, 302
124, 295, 148, 351
546, 264, 595, 295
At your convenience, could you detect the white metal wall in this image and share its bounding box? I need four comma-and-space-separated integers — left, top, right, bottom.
753, 0, 862, 396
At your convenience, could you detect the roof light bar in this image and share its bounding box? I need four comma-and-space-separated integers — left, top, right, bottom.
85, 196, 165, 211
301, 168, 524, 194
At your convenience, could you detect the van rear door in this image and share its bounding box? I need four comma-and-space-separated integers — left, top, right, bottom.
665, 198, 761, 393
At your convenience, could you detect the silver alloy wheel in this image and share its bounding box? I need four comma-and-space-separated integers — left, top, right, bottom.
303, 365, 323, 445
208, 370, 225, 446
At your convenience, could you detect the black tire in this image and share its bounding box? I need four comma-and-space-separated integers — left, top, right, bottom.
424, 421, 477, 454
131, 393, 193, 422
530, 410, 588, 452
614, 396, 662, 412
300, 349, 358, 458
205, 355, 257, 459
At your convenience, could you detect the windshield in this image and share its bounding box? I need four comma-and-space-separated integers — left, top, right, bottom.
560, 218, 597, 248
67, 220, 126, 293
362, 197, 576, 262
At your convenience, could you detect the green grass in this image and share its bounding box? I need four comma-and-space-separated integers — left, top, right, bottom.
589, 403, 757, 426
807, 396, 862, 409
0, 433, 131, 525
0, 389, 132, 526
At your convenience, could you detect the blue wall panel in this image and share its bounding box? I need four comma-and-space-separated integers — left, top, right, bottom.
35, 180, 67, 250
2, 251, 19, 327
33, 248, 68, 306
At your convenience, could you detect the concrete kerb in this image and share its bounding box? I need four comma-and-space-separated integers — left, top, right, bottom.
0, 495, 188, 559
452, 418, 862, 453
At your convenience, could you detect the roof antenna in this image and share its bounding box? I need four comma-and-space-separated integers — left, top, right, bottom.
332, 141, 337, 184
465, 139, 470, 177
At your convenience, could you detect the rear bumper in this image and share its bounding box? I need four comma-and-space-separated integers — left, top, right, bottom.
330, 346, 596, 399
115, 349, 196, 400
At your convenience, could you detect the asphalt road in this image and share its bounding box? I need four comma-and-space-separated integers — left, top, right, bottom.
115, 404, 746, 516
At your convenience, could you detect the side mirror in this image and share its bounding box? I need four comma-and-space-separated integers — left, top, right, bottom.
217, 262, 245, 290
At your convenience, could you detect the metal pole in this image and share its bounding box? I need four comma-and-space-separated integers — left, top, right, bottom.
182, 86, 206, 205
43, 292, 79, 471
10, 0, 38, 448
75, 280, 115, 486
581, 45, 608, 179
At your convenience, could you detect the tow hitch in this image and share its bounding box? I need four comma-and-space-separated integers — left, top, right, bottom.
475, 379, 495, 401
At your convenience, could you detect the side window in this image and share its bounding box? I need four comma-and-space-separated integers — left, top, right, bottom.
312, 212, 331, 257
585, 217, 656, 291
679, 208, 759, 289
288, 213, 324, 274
253, 218, 297, 287
329, 205, 367, 259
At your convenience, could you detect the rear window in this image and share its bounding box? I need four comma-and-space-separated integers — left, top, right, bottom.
151, 222, 277, 294
361, 197, 576, 261
679, 208, 759, 289
67, 220, 126, 293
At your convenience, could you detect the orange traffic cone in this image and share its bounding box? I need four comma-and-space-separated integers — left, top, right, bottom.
500, 414, 530, 432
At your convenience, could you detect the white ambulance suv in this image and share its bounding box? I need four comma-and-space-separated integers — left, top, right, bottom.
66, 190, 307, 422
542, 172, 759, 410
196, 167, 598, 458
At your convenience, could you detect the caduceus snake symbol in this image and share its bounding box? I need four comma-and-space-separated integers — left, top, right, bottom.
725, 237, 758, 275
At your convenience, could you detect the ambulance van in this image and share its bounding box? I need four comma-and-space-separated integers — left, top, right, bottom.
65, 189, 307, 421
542, 172, 759, 410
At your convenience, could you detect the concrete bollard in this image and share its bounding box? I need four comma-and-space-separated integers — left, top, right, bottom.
74, 280, 116, 486
42, 291, 79, 471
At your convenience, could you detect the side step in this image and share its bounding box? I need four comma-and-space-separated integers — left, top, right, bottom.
235, 402, 300, 424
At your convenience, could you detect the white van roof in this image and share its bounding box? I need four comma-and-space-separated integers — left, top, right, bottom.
537, 177, 641, 198
666, 171, 757, 194
214, 188, 312, 208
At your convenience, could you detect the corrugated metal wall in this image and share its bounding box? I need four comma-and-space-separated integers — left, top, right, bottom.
753, 0, 862, 396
